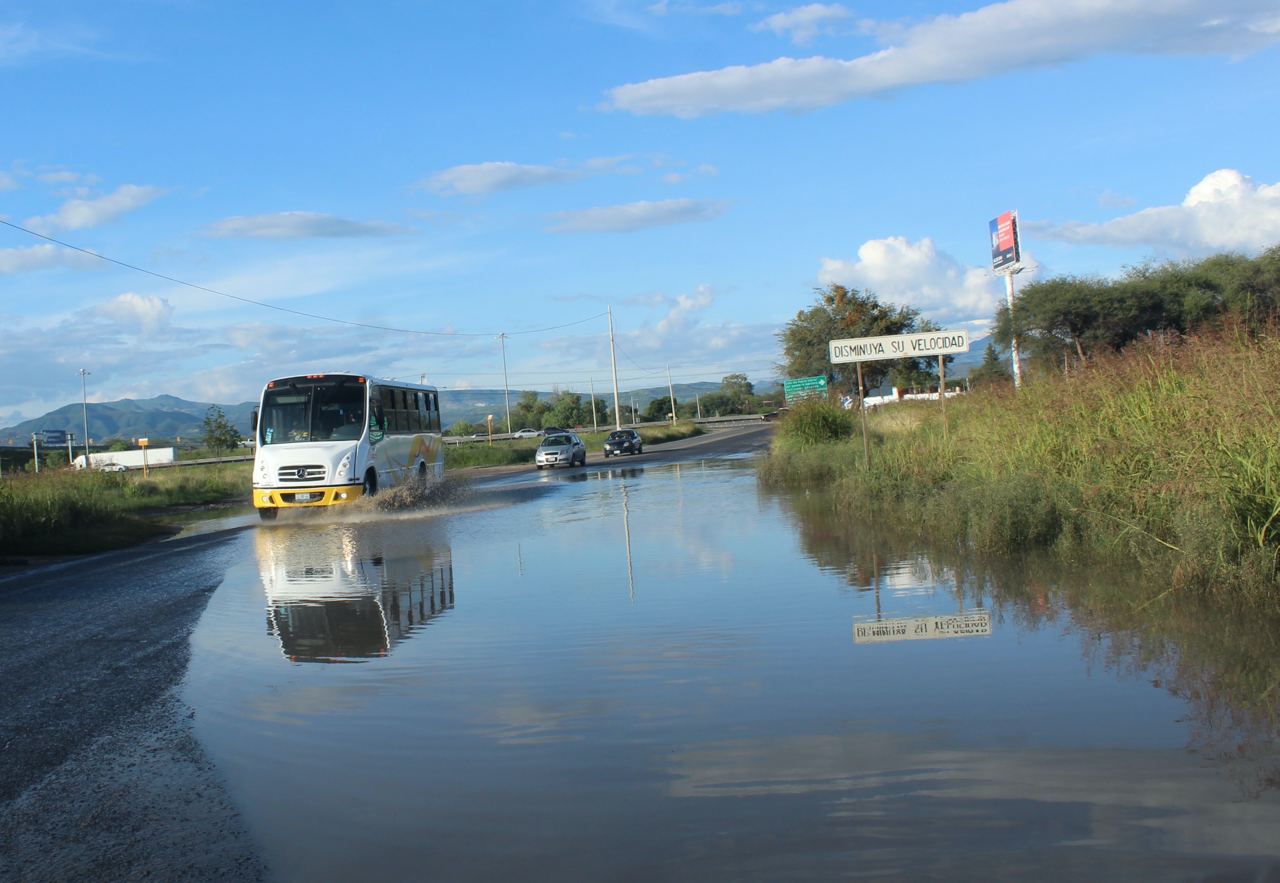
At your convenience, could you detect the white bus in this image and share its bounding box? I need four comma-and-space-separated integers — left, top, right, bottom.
251, 373, 444, 520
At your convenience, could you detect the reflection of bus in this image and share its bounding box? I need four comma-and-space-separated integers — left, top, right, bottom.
251, 373, 444, 519
256, 523, 454, 663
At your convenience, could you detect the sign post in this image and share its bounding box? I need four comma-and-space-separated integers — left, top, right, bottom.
989, 210, 1024, 389
138, 437, 150, 478
829, 330, 971, 465
782, 375, 828, 405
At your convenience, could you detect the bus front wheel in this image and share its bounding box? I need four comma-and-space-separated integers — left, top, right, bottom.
363, 470, 378, 497
258, 508, 278, 521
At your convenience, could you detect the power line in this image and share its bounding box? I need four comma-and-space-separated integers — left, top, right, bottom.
0, 218, 606, 338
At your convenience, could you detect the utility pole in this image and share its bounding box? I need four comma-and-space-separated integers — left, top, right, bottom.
66, 434, 74, 466
31, 433, 39, 474
608, 306, 622, 430
79, 368, 91, 467
695, 393, 702, 419
666, 364, 677, 425
497, 333, 512, 434
630, 394, 636, 426
589, 377, 599, 433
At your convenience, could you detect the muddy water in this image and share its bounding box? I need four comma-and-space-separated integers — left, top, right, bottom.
184, 459, 1280, 880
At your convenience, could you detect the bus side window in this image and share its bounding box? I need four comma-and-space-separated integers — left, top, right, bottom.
380, 388, 397, 432
415, 392, 427, 432
429, 392, 440, 431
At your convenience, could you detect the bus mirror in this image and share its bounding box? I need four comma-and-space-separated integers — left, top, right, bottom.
250, 409, 258, 431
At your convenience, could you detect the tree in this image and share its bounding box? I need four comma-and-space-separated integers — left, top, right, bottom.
719, 373, 754, 412
447, 420, 479, 436
967, 343, 1013, 388
778, 284, 939, 394
509, 390, 550, 430
642, 395, 676, 422
545, 391, 591, 429
201, 405, 243, 455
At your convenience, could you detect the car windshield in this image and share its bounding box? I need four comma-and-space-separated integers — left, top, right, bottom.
542, 434, 572, 447
608, 431, 633, 440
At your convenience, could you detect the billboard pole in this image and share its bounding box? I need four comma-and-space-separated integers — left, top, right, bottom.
856, 362, 870, 469
1005, 273, 1023, 389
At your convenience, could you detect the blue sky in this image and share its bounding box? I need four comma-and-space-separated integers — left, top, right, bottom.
2, 0, 1278, 421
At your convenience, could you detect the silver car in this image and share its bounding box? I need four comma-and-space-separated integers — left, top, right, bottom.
535, 432, 586, 469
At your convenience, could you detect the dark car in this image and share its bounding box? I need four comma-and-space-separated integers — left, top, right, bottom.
603, 428, 643, 458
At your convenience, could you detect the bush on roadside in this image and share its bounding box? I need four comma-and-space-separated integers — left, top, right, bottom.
776, 400, 853, 447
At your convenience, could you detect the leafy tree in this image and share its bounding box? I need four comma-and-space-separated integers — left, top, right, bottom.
201, 406, 243, 455
106, 439, 132, 452
447, 420, 479, 436
643, 395, 676, 422
509, 390, 550, 430
545, 391, 591, 429
778, 284, 940, 394
967, 343, 1013, 388
719, 373, 754, 411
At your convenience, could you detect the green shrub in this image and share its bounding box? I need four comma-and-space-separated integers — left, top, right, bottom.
777, 400, 854, 447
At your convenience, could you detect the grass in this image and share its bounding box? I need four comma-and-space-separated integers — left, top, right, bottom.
1, 463, 251, 556
762, 331, 1280, 604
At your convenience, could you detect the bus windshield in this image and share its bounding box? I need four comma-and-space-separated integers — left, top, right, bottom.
260, 379, 366, 445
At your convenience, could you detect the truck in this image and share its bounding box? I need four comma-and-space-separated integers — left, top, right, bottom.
73, 447, 176, 471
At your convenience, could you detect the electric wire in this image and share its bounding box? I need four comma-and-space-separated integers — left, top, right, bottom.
0, 218, 606, 337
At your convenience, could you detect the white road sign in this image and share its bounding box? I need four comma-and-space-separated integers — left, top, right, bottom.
829, 330, 970, 364
853, 611, 992, 645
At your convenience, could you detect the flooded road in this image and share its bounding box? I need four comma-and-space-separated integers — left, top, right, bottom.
178, 442, 1280, 879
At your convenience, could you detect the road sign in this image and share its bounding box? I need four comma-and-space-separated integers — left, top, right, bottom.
829, 330, 970, 364
783, 375, 827, 404
853, 611, 992, 645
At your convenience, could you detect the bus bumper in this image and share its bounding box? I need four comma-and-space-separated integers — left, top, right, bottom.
253, 484, 365, 509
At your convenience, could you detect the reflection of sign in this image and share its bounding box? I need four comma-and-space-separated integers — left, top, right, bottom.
853, 611, 992, 644
990, 210, 1021, 272
829, 330, 970, 364
783, 375, 828, 404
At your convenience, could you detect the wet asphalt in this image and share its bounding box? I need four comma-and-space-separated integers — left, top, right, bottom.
0, 423, 772, 880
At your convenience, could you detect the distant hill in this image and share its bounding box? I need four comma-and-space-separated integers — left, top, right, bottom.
0, 382, 739, 444
0, 395, 257, 446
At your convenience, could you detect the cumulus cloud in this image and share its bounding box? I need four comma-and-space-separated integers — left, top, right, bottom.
549, 198, 726, 233
819, 236, 1005, 323
95, 292, 174, 333
25, 184, 163, 233
424, 162, 579, 196
608, 0, 1280, 116
0, 244, 100, 275
1030, 169, 1280, 254
207, 211, 412, 239
751, 4, 852, 45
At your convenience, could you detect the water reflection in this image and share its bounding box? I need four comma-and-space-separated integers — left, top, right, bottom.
255, 522, 454, 663
764, 481, 1280, 796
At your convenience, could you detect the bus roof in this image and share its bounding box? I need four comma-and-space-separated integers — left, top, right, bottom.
263, 373, 438, 392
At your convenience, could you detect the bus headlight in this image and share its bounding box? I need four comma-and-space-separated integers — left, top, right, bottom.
338, 450, 354, 481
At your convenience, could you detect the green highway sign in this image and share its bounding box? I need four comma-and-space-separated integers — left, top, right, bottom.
783, 375, 828, 404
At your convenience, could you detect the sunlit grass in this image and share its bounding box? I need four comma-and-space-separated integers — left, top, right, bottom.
763, 331, 1280, 601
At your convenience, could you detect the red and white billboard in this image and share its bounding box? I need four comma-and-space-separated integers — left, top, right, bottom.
989, 210, 1021, 272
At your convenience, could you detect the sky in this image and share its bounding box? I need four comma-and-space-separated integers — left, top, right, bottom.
2, 0, 1279, 422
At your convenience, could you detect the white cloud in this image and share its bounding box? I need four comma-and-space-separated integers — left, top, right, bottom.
26, 184, 163, 233
0, 244, 100, 275
0, 171, 17, 192
751, 4, 852, 45
207, 211, 412, 239
37, 170, 81, 185
424, 162, 579, 196
608, 0, 1280, 116
819, 236, 1005, 324
94, 292, 174, 333
549, 198, 726, 233
1031, 169, 1280, 254
655, 285, 714, 335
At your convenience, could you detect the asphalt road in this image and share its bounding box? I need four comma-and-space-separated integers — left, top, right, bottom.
0, 423, 772, 881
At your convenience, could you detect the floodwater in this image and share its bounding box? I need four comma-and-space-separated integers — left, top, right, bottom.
184, 453, 1280, 880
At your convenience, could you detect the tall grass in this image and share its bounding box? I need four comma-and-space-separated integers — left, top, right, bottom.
763, 331, 1280, 602
0, 464, 251, 555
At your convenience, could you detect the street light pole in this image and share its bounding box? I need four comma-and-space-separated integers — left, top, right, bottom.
498, 333, 512, 434
79, 368, 91, 468
608, 306, 622, 430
